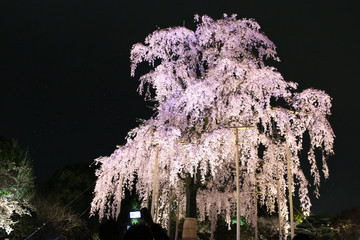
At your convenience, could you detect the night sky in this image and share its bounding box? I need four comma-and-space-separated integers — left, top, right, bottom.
0, 0, 358, 215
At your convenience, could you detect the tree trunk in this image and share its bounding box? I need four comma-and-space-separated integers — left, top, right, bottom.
185, 174, 198, 218
182, 171, 201, 240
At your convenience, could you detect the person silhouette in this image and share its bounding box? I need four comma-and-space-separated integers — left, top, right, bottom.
124, 208, 169, 240
124, 223, 153, 240
99, 219, 120, 240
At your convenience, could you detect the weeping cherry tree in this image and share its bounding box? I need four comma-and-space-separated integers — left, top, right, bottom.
90, 14, 334, 238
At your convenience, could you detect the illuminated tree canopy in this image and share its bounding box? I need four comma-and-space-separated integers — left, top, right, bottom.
0, 138, 34, 234
91, 14, 334, 236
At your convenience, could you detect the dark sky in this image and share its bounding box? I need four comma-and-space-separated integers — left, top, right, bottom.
0, 0, 358, 215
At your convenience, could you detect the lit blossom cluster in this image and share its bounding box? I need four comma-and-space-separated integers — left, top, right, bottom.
0, 197, 31, 234
91, 14, 334, 235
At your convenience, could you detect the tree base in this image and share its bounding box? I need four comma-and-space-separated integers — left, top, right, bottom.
182, 218, 197, 240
